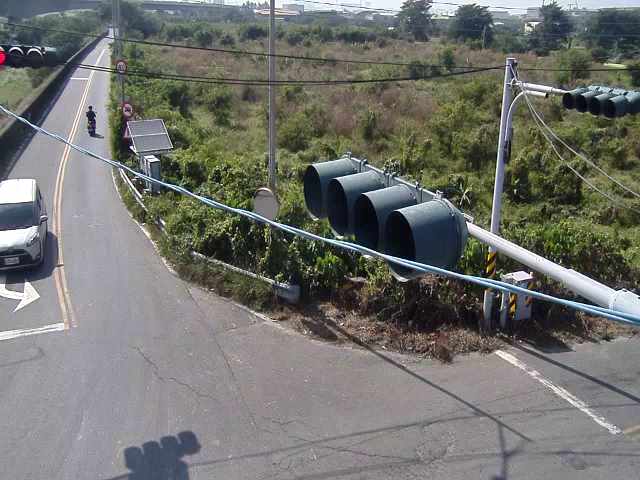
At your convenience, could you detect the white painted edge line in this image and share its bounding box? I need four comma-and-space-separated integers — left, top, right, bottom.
110, 168, 177, 275
495, 350, 622, 435
70, 77, 89, 81
0, 323, 66, 342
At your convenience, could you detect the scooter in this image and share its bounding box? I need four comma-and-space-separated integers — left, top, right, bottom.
87, 118, 96, 136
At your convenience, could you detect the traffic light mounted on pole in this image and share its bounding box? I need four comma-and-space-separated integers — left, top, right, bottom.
563, 85, 640, 118
303, 155, 469, 281
0, 45, 57, 68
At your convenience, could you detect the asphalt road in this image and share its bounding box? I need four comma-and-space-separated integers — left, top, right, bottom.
1, 39, 640, 480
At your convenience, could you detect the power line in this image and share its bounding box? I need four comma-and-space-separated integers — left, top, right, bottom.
67, 60, 502, 85
297, 0, 530, 12
5, 22, 640, 77
0, 21, 474, 69
0, 101, 637, 327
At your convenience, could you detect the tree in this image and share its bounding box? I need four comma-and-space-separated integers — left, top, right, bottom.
449, 4, 493, 46
398, 0, 432, 42
555, 48, 591, 85
98, 1, 159, 38
584, 9, 640, 54
529, 1, 572, 54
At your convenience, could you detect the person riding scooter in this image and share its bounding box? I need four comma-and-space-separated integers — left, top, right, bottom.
86, 106, 96, 136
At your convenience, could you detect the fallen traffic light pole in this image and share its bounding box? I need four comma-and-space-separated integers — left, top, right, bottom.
1, 101, 638, 329
303, 153, 640, 326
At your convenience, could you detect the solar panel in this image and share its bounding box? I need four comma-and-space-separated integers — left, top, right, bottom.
127, 119, 173, 154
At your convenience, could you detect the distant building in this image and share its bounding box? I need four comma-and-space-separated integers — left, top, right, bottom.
254, 8, 300, 16
524, 21, 541, 34
490, 11, 511, 21
283, 3, 304, 14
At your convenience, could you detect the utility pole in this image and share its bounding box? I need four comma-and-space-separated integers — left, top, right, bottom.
113, 0, 124, 104
482, 57, 516, 333
267, 0, 277, 191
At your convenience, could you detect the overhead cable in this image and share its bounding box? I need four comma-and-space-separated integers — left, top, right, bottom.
0, 103, 638, 328
0, 21, 476, 69
64, 60, 503, 86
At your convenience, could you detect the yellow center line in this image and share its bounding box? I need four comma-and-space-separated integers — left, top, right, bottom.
53, 46, 107, 329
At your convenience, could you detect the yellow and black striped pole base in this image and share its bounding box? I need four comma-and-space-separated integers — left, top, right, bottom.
509, 292, 517, 319
485, 251, 497, 279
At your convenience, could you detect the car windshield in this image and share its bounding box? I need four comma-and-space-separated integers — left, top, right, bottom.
0, 202, 35, 231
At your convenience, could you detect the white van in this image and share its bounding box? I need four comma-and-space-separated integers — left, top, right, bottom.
0, 179, 48, 270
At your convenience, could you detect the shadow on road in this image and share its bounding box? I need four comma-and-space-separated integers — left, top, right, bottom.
512, 342, 640, 405
106, 431, 201, 480
5, 231, 59, 285
301, 305, 532, 442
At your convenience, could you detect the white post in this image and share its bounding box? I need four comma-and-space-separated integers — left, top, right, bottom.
267, 0, 277, 192
481, 57, 516, 332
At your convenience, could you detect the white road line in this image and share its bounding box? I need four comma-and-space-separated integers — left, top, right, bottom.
495, 350, 622, 435
70, 77, 89, 81
623, 424, 640, 435
0, 323, 66, 342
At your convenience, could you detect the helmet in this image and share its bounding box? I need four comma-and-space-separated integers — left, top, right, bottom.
88, 106, 93, 110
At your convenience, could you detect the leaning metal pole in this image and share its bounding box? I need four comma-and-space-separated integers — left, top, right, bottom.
482, 57, 516, 332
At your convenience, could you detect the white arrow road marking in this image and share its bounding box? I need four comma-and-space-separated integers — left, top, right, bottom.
0, 276, 41, 312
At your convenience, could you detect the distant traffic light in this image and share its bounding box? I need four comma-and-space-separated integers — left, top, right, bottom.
303, 158, 469, 281
0, 45, 57, 68
563, 85, 640, 118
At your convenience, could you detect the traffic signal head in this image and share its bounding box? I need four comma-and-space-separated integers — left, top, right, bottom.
603, 91, 640, 118
303, 158, 357, 219
575, 88, 605, 113
327, 171, 385, 236
562, 85, 640, 118
562, 87, 590, 110
303, 159, 469, 281
0, 44, 56, 68
589, 88, 621, 116
384, 198, 468, 281
354, 185, 417, 250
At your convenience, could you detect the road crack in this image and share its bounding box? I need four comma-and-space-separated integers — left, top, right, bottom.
131, 345, 220, 405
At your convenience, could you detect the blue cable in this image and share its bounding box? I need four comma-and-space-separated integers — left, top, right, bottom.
2, 103, 639, 328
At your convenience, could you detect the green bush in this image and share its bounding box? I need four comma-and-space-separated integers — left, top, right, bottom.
628, 62, 640, 88
555, 49, 592, 85
506, 220, 635, 285
280, 111, 314, 152
240, 24, 268, 41
202, 85, 233, 126
220, 33, 236, 46
438, 48, 456, 72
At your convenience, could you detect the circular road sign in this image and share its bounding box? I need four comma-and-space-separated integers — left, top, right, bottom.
115, 59, 127, 75
122, 102, 134, 119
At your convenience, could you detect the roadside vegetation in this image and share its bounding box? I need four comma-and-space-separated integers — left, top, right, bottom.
108, 2, 640, 357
